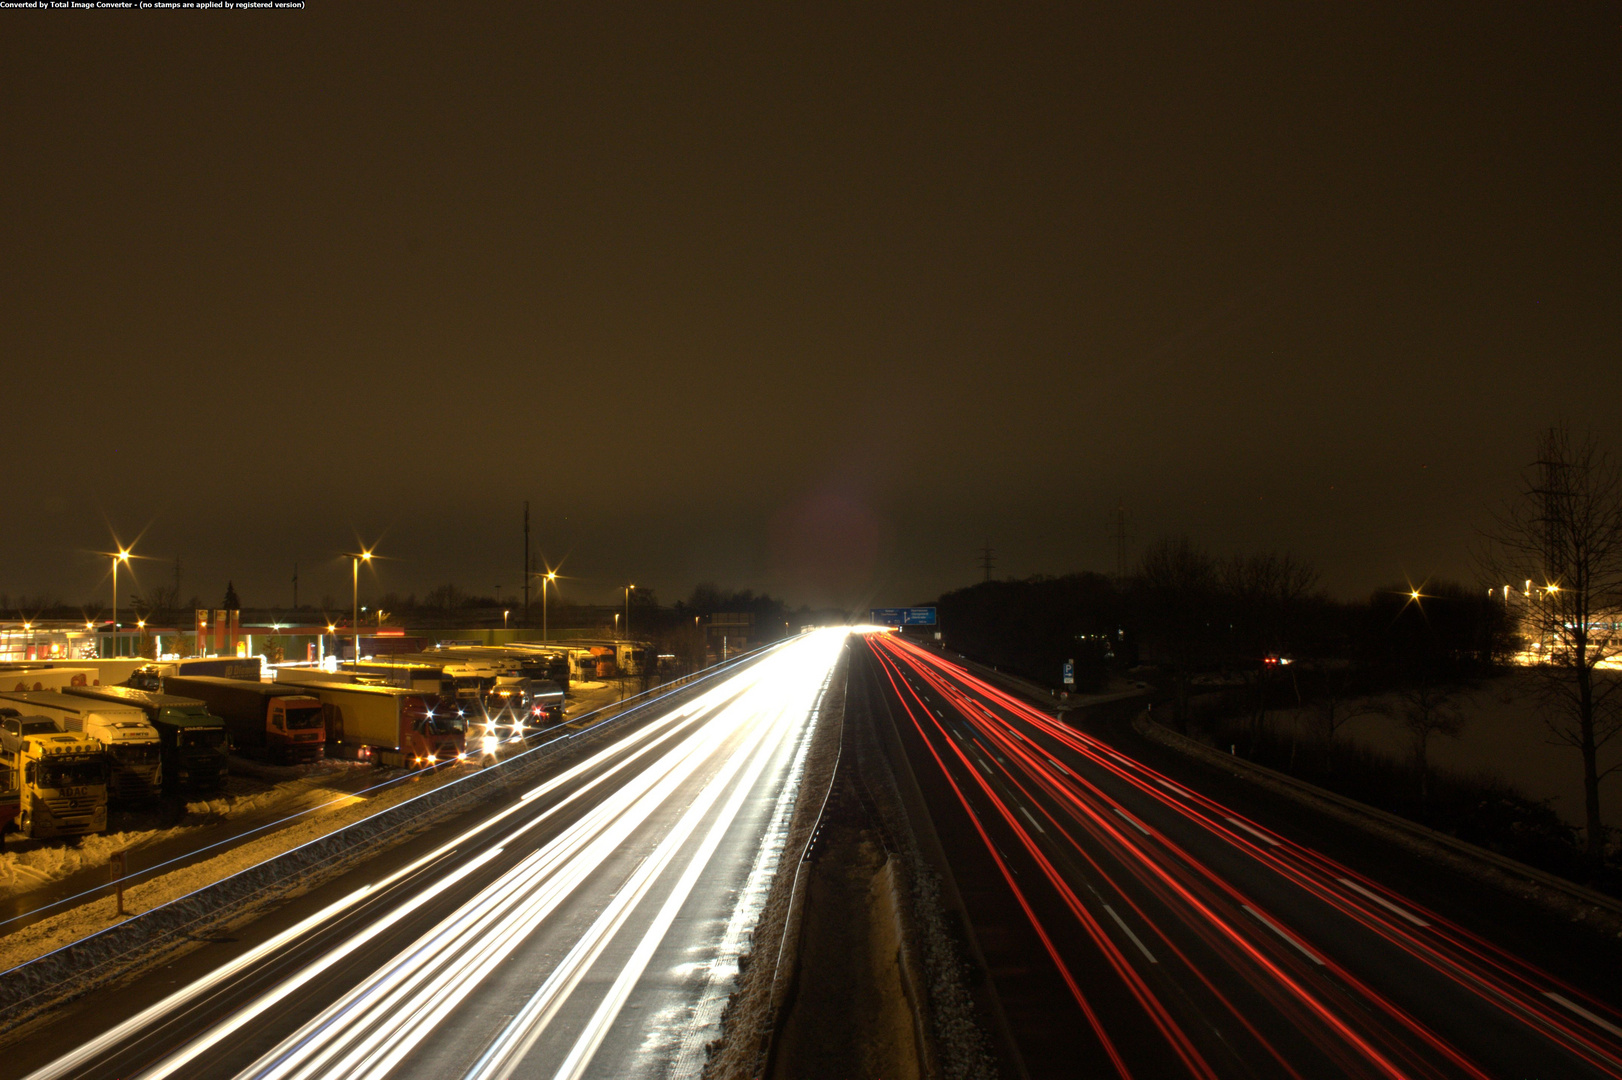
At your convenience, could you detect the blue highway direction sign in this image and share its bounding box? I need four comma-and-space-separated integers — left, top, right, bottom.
870, 607, 937, 626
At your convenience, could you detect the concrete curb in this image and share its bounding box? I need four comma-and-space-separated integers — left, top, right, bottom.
1133, 714, 1622, 938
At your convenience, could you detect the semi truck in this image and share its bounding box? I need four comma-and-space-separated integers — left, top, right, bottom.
279, 677, 464, 767
437, 645, 572, 690
344, 660, 469, 703
124, 656, 263, 693
64, 686, 230, 793
0, 658, 148, 687
0, 712, 109, 839
162, 676, 325, 764
0, 667, 98, 693
0, 691, 162, 804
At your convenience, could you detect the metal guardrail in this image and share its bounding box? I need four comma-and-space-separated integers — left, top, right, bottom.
1135, 714, 1622, 931
753, 649, 849, 1077
0, 642, 789, 1030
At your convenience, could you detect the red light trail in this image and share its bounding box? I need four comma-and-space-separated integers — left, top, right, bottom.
865, 632, 1622, 1079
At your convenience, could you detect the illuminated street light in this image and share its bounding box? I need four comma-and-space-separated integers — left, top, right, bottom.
503, 609, 510, 630
346, 546, 375, 663
109, 546, 131, 658
625, 583, 635, 641
542, 570, 557, 641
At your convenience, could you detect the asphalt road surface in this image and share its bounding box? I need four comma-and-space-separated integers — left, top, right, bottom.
8, 629, 848, 1080
861, 632, 1622, 1080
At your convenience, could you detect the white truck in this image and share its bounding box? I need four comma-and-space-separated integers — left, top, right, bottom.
0, 691, 163, 804
0, 667, 100, 693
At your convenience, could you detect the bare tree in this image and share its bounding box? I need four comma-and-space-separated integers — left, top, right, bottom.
1398, 681, 1464, 803
1482, 425, 1622, 869
1311, 667, 1389, 773
1133, 537, 1220, 727
1222, 552, 1321, 732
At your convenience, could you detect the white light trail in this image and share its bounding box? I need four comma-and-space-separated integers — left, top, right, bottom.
26, 631, 846, 1080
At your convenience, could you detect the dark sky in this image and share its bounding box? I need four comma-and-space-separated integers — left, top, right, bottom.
3, 4, 1617, 614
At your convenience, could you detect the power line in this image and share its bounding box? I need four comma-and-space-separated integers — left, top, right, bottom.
978, 541, 996, 582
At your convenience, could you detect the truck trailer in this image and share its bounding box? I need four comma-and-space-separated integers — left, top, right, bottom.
65, 686, 230, 793
162, 676, 325, 764
124, 656, 264, 693
0, 667, 98, 693
0, 691, 162, 803
0, 712, 109, 839
0, 658, 148, 687
280, 677, 463, 767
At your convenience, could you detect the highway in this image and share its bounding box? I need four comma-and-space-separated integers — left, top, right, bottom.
861, 632, 1622, 1080
8, 629, 848, 1080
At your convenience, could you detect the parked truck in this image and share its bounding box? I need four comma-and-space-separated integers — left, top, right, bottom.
0, 658, 148, 687
278, 677, 463, 767
0, 712, 109, 839
163, 676, 325, 764
0, 691, 162, 803
123, 656, 263, 693
64, 686, 230, 793
0, 667, 98, 693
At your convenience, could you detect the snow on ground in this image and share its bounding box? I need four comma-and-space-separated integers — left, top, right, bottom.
0, 682, 669, 972
1268, 673, 1622, 829
0, 757, 482, 973
0, 762, 368, 900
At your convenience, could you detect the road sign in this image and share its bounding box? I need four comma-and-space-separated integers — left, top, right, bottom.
1063, 660, 1075, 685
870, 607, 938, 626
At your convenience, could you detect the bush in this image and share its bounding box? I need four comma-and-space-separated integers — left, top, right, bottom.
1203, 717, 1610, 894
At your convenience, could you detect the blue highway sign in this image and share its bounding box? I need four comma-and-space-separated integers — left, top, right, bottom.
870, 607, 938, 626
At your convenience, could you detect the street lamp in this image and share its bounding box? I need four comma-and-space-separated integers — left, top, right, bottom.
112, 547, 130, 657
542, 571, 557, 641
350, 547, 374, 663
624, 584, 635, 640
503, 609, 510, 630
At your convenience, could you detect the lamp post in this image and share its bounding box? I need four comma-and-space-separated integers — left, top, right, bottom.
624, 584, 635, 641
542, 571, 556, 641
503, 609, 510, 630
111, 548, 130, 657
351, 548, 373, 663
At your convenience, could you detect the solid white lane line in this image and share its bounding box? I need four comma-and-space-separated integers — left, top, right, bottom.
1226, 816, 1281, 846
1337, 878, 1430, 928
1545, 991, 1622, 1039
1113, 807, 1151, 836
1242, 905, 1324, 965
1103, 904, 1158, 964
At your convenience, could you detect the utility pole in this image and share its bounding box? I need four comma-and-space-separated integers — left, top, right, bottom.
522, 501, 530, 627
978, 541, 996, 582
292, 562, 299, 611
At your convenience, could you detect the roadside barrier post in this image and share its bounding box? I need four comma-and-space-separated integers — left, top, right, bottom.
112, 849, 129, 917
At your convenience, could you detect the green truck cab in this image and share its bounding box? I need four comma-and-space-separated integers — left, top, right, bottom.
65, 685, 230, 793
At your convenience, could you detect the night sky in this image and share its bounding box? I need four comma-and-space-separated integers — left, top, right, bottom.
3, 4, 1617, 613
